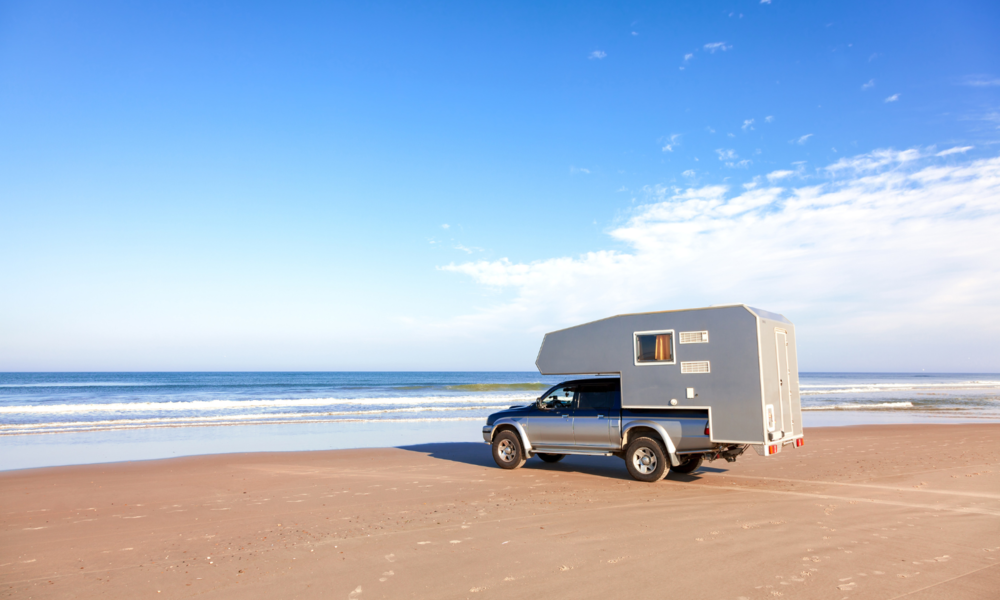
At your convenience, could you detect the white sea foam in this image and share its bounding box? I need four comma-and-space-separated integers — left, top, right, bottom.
799, 381, 1000, 395
0, 405, 512, 431
1, 416, 486, 436
0, 394, 534, 415
802, 401, 915, 411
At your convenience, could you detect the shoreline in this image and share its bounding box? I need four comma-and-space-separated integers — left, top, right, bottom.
3, 411, 1000, 472
2, 423, 998, 599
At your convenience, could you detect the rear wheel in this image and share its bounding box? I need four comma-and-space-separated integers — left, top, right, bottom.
537, 453, 565, 463
671, 454, 704, 474
492, 430, 527, 470
625, 437, 668, 482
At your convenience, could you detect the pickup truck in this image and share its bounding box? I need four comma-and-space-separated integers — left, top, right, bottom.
482, 378, 747, 482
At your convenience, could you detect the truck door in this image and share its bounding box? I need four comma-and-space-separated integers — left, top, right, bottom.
775, 329, 793, 434
529, 385, 576, 447
573, 381, 619, 448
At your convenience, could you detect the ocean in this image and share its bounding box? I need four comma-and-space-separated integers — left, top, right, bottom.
2, 372, 998, 470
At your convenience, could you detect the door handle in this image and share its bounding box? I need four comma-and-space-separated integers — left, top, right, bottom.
597, 415, 605, 419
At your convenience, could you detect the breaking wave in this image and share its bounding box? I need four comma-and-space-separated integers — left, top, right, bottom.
800, 381, 1000, 395
1, 416, 486, 436
802, 401, 915, 411
0, 394, 534, 415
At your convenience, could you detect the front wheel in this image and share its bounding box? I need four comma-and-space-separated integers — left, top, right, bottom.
625, 437, 668, 482
492, 430, 527, 470
536, 453, 564, 463
671, 454, 704, 474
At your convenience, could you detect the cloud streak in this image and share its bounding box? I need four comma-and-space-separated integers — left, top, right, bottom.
704, 42, 732, 53
438, 149, 1000, 370
962, 76, 1000, 87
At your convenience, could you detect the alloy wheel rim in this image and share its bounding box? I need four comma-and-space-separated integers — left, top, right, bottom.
632, 447, 657, 474
498, 439, 515, 462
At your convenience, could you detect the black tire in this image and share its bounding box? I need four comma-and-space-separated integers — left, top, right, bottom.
625, 437, 668, 482
492, 430, 527, 470
536, 453, 565, 463
671, 454, 704, 474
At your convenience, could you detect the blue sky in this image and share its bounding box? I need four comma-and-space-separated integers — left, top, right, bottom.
2, 0, 999, 371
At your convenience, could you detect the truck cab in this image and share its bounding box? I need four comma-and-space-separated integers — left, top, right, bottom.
483, 377, 737, 481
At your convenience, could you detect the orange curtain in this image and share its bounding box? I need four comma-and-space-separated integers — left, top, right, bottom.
654, 334, 671, 361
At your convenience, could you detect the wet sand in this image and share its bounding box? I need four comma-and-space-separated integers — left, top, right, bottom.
2, 424, 999, 599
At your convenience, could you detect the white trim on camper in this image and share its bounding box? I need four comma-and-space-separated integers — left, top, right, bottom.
755, 312, 768, 442
632, 329, 676, 367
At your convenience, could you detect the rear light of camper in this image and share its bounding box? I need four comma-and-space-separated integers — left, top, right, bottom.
766, 444, 780, 455
795, 438, 804, 447
704, 423, 710, 436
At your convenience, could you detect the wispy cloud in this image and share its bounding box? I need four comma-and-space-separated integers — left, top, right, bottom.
682, 170, 696, 177
936, 146, 973, 157
441, 224, 450, 229
570, 166, 591, 174
716, 149, 738, 161
792, 134, 813, 145
962, 75, 1000, 87
662, 134, 682, 152
631, 31, 639, 36
765, 115, 774, 123
760, 0, 772, 4
454, 243, 482, 254
704, 42, 732, 53
439, 150, 1000, 370
742, 119, 755, 132
766, 170, 794, 181
884, 93, 900, 103
825, 148, 920, 172
589, 50, 607, 60
862, 79, 875, 90
684, 53, 694, 61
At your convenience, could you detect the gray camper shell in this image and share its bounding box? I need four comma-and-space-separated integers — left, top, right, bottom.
535, 304, 802, 449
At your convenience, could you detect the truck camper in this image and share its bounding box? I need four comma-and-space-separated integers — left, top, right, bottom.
482, 305, 804, 482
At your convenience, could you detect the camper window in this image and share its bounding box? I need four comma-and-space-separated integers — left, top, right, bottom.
634, 330, 675, 365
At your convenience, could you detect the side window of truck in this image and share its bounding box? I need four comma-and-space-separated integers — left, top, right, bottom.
577, 385, 621, 411
541, 386, 575, 410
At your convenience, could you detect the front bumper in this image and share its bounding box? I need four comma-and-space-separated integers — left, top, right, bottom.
482, 425, 492, 443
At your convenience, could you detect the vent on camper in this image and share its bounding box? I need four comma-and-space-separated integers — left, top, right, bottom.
679, 331, 709, 344
681, 361, 711, 374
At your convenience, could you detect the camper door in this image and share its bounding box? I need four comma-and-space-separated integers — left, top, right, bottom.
773, 328, 794, 435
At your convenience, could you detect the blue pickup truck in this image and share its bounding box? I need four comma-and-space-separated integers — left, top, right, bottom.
482, 378, 747, 482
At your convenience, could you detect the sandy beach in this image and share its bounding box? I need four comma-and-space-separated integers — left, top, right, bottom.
3, 423, 999, 599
